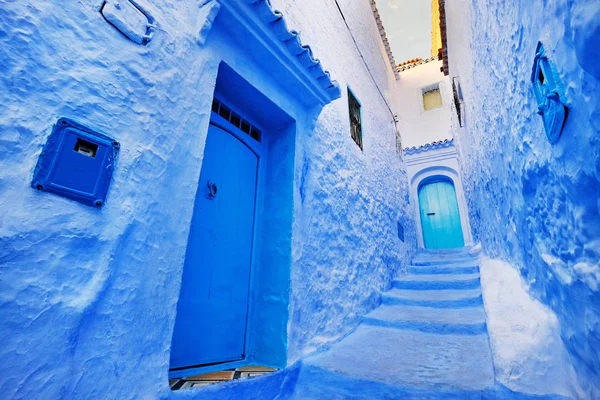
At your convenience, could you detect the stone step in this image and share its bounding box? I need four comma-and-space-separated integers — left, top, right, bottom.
292, 368, 566, 400
296, 325, 495, 395
411, 256, 477, 266
418, 246, 472, 254
363, 304, 487, 335
406, 264, 479, 275
409, 259, 480, 267
393, 273, 480, 290
417, 247, 472, 255
382, 287, 483, 308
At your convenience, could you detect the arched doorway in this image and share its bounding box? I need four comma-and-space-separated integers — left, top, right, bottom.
418, 177, 464, 249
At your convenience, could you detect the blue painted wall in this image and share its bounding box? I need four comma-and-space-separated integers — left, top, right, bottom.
0, 0, 415, 398
445, 0, 600, 396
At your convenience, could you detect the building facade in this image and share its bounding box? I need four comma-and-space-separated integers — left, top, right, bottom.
0, 0, 415, 398
443, 0, 600, 397
1, 0, 599, 399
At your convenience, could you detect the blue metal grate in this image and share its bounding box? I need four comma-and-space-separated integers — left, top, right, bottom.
212, 98, 261, 142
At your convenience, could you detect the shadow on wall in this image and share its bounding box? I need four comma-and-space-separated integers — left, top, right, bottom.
444, 0, 600, 396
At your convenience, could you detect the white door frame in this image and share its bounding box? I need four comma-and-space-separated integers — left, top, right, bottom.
404, 141, 473, 249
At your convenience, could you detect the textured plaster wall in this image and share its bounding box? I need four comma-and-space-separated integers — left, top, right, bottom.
269, 0, 416, 363
395, 60, 453, 149
445, 0, 600, 396
0, 0, 415, 399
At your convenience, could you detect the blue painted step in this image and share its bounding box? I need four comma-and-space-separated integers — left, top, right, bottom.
293, 364, 570, 400
411, 257, 476, 266
296, 325, 495, 395
417, 246, 472, 255
393, 273, 480, 290
382, 287, 483, 308
407, 265, 479, 275
362, 304, 488, 335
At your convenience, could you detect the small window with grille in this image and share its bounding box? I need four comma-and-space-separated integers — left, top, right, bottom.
211, 97, 261, 142
348, 89, 363, 150
422, 83, 443, 111
452, 77, 464, 127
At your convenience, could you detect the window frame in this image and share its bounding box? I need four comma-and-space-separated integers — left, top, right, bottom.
421, 82, 443, 112
452, 76, 465, 127
347, 87, 363, 151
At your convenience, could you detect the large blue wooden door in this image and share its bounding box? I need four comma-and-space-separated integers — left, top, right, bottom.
170, 123, 258, 370
418, 180, 464, 249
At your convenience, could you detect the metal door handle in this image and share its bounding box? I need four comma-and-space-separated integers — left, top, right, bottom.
206, 180, 218, 199
427, 212, 435, 216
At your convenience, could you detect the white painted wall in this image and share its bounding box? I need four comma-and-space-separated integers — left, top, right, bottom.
395, 59, 453, 149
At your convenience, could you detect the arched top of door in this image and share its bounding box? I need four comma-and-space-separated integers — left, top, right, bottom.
411, 165, 459, 188
418, 175, 455, 191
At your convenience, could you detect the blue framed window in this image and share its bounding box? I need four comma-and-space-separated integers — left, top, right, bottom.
531, 42, 568, 144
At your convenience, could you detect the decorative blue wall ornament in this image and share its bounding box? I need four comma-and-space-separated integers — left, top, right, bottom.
101, 0, 156, 45
196, 0, 221, 46
531, 42, 568, 144
31, 118, 120, 208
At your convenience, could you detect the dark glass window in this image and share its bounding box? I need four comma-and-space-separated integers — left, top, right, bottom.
219, 104, 231, 121
348, 89, 363, 150
230, 113, 241, 129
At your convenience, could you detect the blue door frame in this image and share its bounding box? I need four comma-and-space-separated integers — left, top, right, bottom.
170, 108, 264, 372
418, 178, 464, 249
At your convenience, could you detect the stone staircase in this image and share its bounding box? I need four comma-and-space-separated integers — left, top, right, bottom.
199, 248, 570, 399
292, 248, 498, 399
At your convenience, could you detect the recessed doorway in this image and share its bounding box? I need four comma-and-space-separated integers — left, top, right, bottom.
418, 178, 464, 249
170, 112, 261, 370
169, 63, 295, 379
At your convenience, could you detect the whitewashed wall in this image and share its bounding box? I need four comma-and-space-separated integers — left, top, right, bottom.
395, 59, 453, 149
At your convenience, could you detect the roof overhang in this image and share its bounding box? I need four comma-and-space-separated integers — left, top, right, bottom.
404, 138, 455, 156
216, 0, 341, 108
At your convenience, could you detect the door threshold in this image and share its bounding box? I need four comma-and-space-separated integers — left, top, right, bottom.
169, 363, 278, 391
168, 359, 249, 380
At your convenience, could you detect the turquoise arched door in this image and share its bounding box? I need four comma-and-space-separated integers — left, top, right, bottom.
418, 179, 464, 249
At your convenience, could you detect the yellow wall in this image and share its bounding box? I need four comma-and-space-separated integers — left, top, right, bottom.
431, 0, 442, 57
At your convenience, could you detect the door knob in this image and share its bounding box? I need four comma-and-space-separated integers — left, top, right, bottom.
206, 180, 218, 199
427, 212, 435, 216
